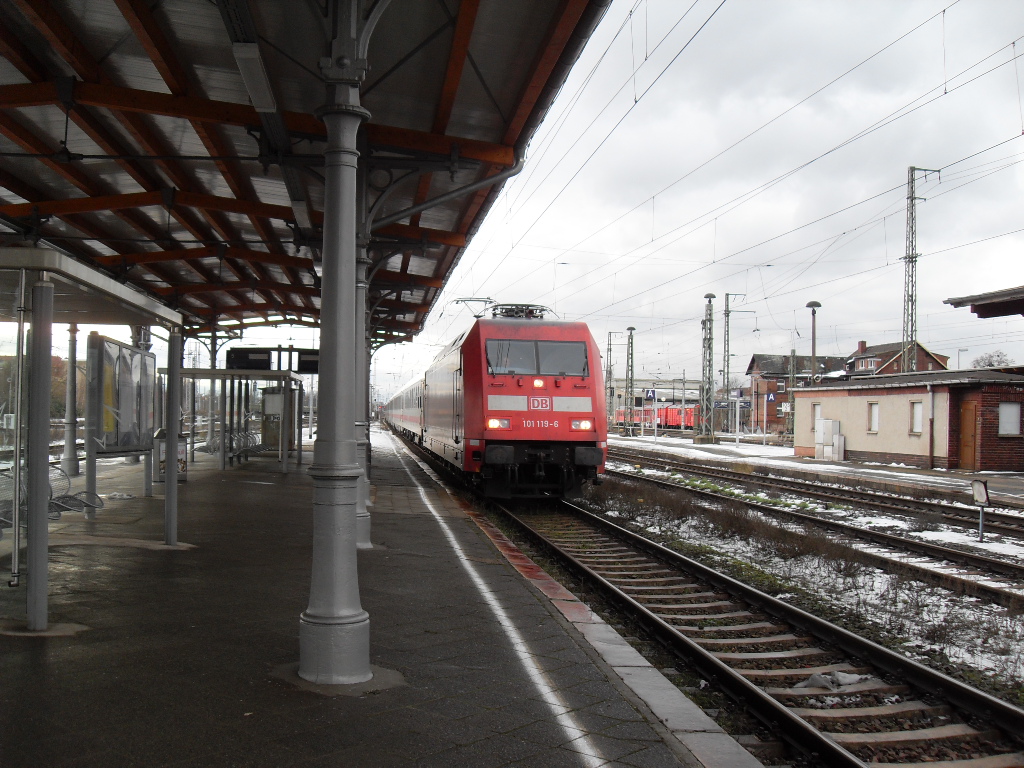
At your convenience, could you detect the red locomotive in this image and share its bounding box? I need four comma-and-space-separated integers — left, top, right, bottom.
384, 304, 607, 498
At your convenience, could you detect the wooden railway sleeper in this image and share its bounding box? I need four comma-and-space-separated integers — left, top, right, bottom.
500, 502, 1024, 766
790, 701, 951, 724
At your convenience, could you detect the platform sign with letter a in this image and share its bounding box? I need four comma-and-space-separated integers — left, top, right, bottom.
766, 392, 776, 403
644, 389, 656, 401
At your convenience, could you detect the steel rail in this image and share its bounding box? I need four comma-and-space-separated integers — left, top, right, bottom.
498, 501, 1024, 764
497, 502, 865, 767
565, 501, 1024, 735
608, 448, 1024, 535
606, 467, 1024, 608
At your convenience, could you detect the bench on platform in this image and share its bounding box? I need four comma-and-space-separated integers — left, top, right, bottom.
0, 465, 104, 536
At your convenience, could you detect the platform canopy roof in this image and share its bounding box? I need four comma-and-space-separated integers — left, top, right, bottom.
945, 285, 1024, 319
0, 0, 609, 347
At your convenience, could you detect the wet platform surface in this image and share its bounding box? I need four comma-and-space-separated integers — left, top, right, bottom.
0, 431, 757, 768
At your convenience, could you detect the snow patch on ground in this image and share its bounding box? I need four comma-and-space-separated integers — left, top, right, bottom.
593, 475, 1024, 688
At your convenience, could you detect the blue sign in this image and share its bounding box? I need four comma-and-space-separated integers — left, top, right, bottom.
766, 392, 776, 402
645, 389, 656, 400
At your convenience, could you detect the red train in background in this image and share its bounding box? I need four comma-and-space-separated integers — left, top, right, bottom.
384, 305, 607, 498
614, 405, 695, 430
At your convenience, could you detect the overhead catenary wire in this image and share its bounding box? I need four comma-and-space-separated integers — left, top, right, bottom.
445, 27, 1023, 346
391, 6, 1024, 378
482, 0, 965, 302
472, 0, 726, 295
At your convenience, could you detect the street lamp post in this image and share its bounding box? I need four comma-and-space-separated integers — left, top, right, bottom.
806, 301, 821, 383
958, 348, 968, 369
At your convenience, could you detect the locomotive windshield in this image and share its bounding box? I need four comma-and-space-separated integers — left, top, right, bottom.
486, 339, 589, 376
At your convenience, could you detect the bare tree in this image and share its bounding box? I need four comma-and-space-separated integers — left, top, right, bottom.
972, 350, 1014, 368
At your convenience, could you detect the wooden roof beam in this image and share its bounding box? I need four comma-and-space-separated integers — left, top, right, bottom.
0, 31, 222, 246
93, 246, 313, 270
373, 298, 432, 314
372, 270, 444, 289
110, 0, 298, 303
501, 0, 590, 146
189, 304, 318, 320
410, 0, 482, 227
152, 281, 318, 298
0, 81, 515, 166
372, 223, 466, 248
8, 0, 249, 249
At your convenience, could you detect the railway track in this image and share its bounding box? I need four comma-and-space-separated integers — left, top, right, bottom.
602, 465, 1024, 608
607, 448, 1024, 538
499, 501, 1024, 767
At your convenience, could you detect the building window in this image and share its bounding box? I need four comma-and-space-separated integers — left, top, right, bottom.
998, 402, 1022, 436
868, 402, 879, 433
777, 381, 786, 393
910, 401, 923, 434
812, 403, 821, 429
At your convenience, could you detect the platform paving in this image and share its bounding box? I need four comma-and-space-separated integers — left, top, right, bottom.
0, 432, 758, 768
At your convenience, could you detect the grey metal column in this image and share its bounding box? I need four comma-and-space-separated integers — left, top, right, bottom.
297, 383, 304, 466
165, 329, 181, 546
229, 376, 236, 467
309, 377, 315, 439
279, 380, 288, 473
85, 331, 100, 504
155, 374, 164, 436
8, 270, 27, 587
299, 5, 376, 683
143, 451, 153, 497
190, 377, 197, 463
354, 248, 371, 549
219, 377, 227, 470
61, 323, 79, 476
243, 378, 250, 461
26, 278, 53, 631
207, 327, 218, 450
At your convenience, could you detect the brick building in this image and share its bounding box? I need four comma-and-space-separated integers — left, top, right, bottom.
793, 370, 1024, 471
746, 353, 846, 434
847, 340, 949, 375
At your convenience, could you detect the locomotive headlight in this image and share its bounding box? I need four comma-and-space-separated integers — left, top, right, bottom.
532, 378, 544, 388
487, 418, 511, 429
571, 419, 593, 430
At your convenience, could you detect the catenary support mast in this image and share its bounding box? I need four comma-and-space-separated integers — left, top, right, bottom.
697, 294, 715, 443
625, 327, 636, 436
902, 166, 938, 372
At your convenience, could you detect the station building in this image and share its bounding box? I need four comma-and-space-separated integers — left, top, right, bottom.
793, 370, 1024, 471
746, 353, 847, 434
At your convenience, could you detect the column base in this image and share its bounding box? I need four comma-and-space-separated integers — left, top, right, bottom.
356, 512, 372, 549
298, 610, 372, 684
356, 472, 371, 549
61, 458, 80, 477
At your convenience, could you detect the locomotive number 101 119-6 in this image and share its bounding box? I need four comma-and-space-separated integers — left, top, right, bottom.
523, 419, 558, 428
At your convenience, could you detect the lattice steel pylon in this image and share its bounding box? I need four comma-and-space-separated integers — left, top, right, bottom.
902, 165, 938, 372
605, 332, 614, 429
625, 327, 636, 436
698, 294, 715, 439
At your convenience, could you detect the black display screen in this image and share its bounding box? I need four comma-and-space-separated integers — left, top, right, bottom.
486, 339, 589, 376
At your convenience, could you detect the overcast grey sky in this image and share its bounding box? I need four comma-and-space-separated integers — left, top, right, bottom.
375, 0, 1024, 397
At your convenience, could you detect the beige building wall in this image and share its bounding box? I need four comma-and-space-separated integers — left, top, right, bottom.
794, 389, 949, 459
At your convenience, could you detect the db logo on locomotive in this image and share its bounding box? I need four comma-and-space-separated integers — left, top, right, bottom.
529, 396, 551, 410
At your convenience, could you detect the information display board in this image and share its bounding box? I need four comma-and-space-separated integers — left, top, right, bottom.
88, 334, 156, 454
